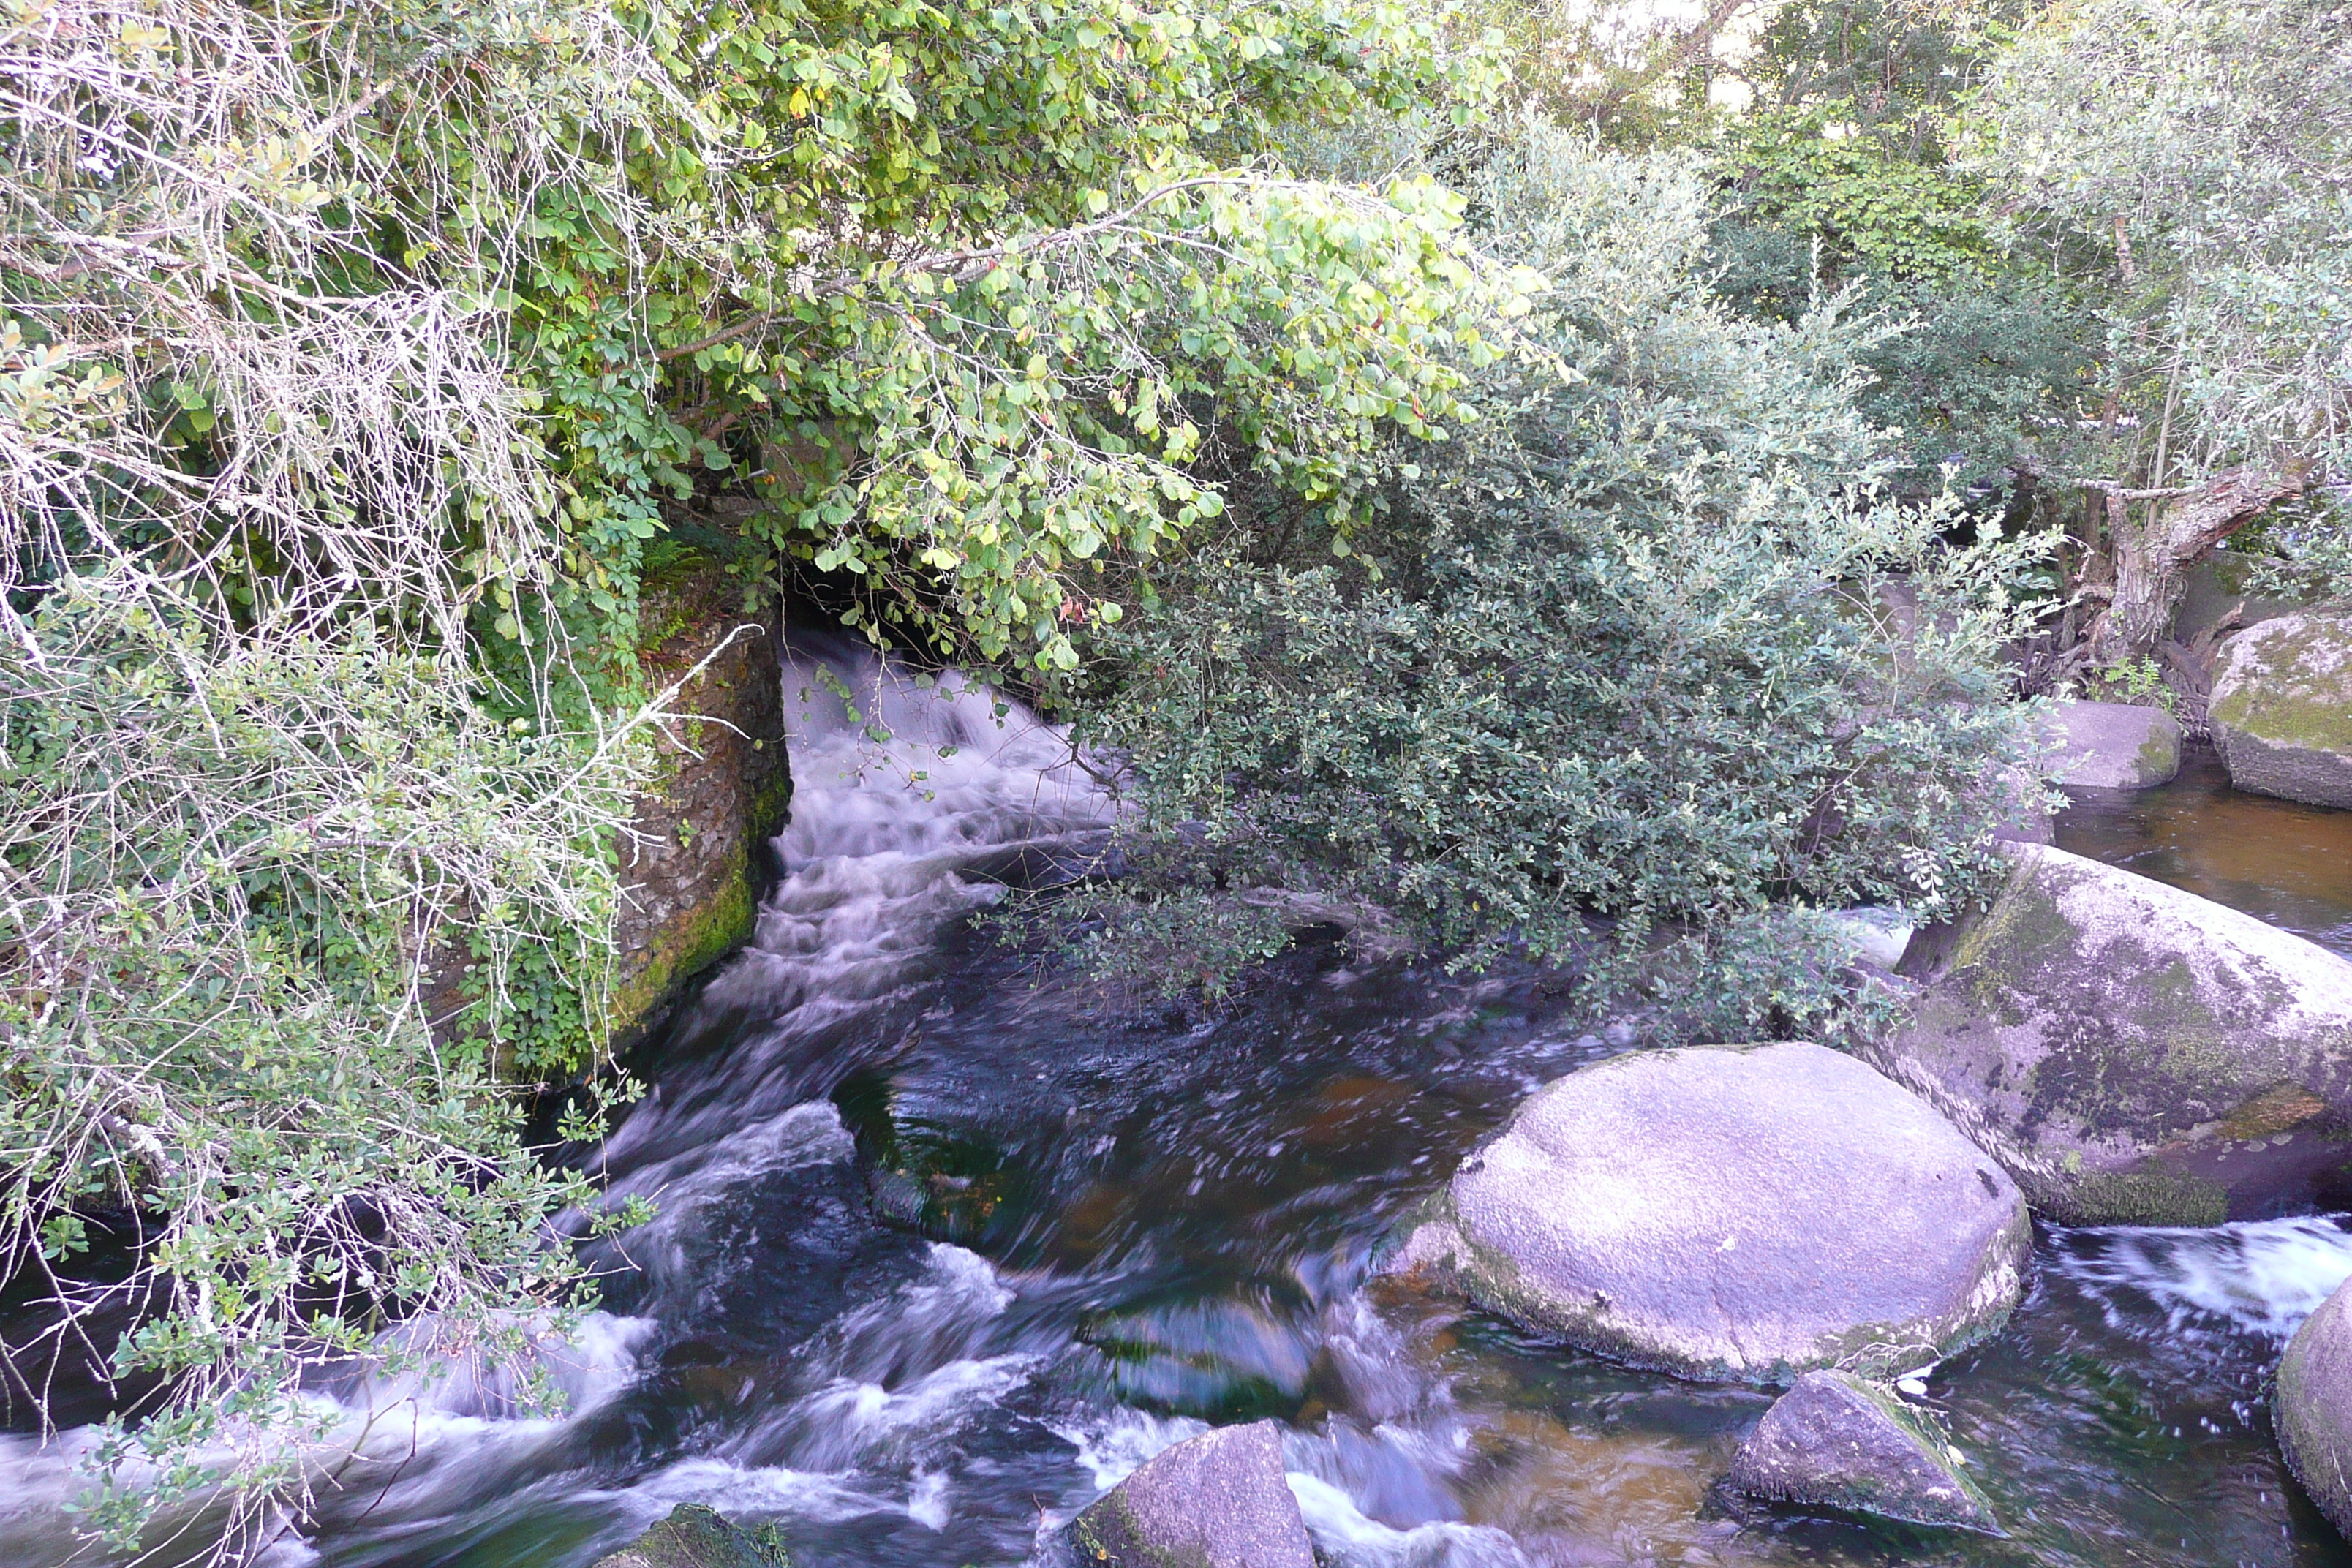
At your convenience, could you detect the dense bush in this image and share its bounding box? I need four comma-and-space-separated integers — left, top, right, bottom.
1029, 121, 2050, 1028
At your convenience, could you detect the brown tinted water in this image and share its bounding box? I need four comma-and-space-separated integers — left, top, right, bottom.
2056, 743, 2352, 959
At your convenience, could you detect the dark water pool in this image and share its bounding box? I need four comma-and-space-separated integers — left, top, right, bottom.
2056, 743, 2352, 960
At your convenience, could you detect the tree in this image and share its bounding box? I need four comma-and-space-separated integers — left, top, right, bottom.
499, 0, 1526, 673
1697, 0, 2103, 519
1968, 0, 2351, 666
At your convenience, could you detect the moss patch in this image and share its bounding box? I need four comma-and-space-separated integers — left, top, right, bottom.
2217, 1084, 2329, 1141
607, 851, 758, 1041
2056, 1163, 2228, 1226
2212, 617, 2352, 753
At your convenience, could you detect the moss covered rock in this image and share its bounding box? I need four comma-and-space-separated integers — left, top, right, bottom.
2043, 700, 2182, 791
2277, 1273, 2352, 1542
1388, 1042, 2029, 1383
2209, 609, 2352, 808
1869, 843, 2352, 1224
1058, 1421, 1314, 1568
606, 567, 790, 1047
1724, 1370, 1998, 1533
592, 1504, 791, 1568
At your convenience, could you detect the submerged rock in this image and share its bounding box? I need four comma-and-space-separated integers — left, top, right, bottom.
2209, 609, 2352, 807
592, 1504, 791, 1568
2045, 700, 2182, 791
1057, 1421, 1314, 1568
1724, 1370, 1998, 1533
1390, 1041, 2029, 1383
2277, 1274, 2352, 1541
1870, 843, 2352, 1224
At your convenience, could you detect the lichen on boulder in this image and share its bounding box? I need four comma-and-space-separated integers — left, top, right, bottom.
2209, 609, 2352, 808
1387, 1041, 2029, 1383
1869, 843, 2352, 1224
2277, 1273, 2352, 1542
2043, 699, 2182, 791
1724, 1370, 1998, 1534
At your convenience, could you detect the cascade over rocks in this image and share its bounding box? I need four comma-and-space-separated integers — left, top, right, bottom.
1723, 1370, 1999, 1534
2043, 700, 2182, 791
2209, 610, 2352, 808
1388, 1041, 2029, 1383
1052, 1421, 1315, 1568
2276, 1274, 2352, 1542
1869, 843, 2352, 1225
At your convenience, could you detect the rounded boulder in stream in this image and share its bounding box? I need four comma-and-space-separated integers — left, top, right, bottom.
1047, 1421, 1313, 1568
1388, 1040, 2031, 1382
2276, 1271, 2352, 1541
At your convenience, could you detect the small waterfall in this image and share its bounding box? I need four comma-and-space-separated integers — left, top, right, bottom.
589, 630, 1117, 1207
0, 633, 1119, 1568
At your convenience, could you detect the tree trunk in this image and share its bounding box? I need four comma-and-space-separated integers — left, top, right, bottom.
2081, 464, 2311, 666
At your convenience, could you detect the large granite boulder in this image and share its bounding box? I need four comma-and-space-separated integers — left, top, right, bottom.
1871, 843, 2352, 1225
2277, 1274, 2352, 1541
593, 1505, 791, 1568
2209, 609, 2352, 807
1389, 1041, 2029, 1383
1059, 1421, 1314, 1568
1723, 1371, 1998, 1534
2043, 700, 2182, 791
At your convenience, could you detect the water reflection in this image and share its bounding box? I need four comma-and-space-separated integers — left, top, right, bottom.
2056, 744, 2352, 959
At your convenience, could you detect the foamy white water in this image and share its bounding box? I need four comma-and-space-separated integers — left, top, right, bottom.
2057, 1215, 2352, 1339
591, 631, 1117, 1192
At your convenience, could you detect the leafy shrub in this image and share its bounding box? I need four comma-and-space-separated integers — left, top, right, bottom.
1025, 119, 2051, 1027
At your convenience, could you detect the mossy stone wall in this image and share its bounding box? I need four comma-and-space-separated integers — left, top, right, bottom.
606, 565, 789, 1047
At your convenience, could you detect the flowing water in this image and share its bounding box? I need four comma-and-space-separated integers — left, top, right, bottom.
10, 662, 2352, 1567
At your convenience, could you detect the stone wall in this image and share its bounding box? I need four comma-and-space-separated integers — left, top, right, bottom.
606, 565, 790, 1047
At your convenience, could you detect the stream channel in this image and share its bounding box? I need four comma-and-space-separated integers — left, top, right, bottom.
10, 649, 2352, 1568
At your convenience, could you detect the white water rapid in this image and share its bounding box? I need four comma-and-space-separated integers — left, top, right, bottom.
0, 633, 1119, 1568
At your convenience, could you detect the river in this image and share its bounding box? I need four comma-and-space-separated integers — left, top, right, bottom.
7, 657, 2352, 1567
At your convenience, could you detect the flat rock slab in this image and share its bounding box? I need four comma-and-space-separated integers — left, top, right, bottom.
1873, 843, 2352, 1224
2211, 610, 2352, 807
1392, 1041, 2029, 1383
593, 1506, 789, 1568
2278, 1274, 2352, 1540
1061, 1421, 1314, 1568
1725, 1370, 1998, 1533
2044, 700, 2182, 791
